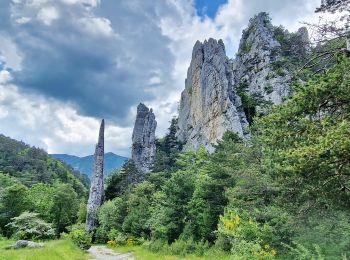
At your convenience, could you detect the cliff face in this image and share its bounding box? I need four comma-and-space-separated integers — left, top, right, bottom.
234, 12, 309, 107
86, 119, 104, 232
131, 103, 157, 173
177, 39, 249, 151
177, 12, 309, 151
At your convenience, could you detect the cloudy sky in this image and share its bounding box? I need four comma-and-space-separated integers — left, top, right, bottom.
0, 0, 322, 157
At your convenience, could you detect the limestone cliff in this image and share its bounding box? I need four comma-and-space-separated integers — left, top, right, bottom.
131, 103, 157, 173
177, 12, 309, 150
86, 119, 104, 233
234, 12, 310, 107
177, 39, 249, 151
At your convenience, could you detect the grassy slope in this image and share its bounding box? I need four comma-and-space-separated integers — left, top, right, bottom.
0, 239, 89, 260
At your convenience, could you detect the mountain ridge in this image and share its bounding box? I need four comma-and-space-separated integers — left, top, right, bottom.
51, 152, 128, 179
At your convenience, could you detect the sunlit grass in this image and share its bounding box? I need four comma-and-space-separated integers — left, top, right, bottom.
0, 239, 89, 260
111, 245, 231, 260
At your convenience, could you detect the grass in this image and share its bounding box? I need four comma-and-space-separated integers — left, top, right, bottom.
111, 245, 231, 260
0, 239, 89, 260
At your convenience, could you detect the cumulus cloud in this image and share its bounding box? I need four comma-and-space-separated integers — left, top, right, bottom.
0, 81, 132, 156
0, 0, 324, 156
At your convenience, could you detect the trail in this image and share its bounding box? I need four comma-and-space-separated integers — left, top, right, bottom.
88, 245, 134, 260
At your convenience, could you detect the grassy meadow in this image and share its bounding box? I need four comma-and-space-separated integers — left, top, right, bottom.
0, 239, 89, 260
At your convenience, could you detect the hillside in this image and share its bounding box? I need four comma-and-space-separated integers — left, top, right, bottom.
51, 152, 128, 179
0, 134, 89, 197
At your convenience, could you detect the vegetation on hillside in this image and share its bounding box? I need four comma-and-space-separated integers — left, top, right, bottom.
0, 135, 89, 240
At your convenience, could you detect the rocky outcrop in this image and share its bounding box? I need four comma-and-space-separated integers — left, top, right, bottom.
234, 12, 309, 107
86, 119, 104, 233
7, 240, 44, 249
131, 103, 157, 173
177, 13, 309, 151
177, 39, 249, 151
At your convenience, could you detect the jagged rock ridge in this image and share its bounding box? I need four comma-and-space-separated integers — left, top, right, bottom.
177, 12, 309, 150
86, 119, 104, 232
177, 39, 249, 151
234, 12, 310, 107
131, 103, 157, 173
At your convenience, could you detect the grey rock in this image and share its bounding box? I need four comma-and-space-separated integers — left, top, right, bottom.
177, 12, 309, 151
234, 12, 310, 107
131, 103, 157, 173
177, 38, 249, 151
234, 12, 291, 106
9, 240, 44, 249
86, 119, 104, 233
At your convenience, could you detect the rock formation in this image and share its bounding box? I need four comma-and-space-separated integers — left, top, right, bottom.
177, 38, 249, 151
234, 12, 309, 106
177, 12, 309, 151
86, 119, 104, 233
131, 103, 157, 173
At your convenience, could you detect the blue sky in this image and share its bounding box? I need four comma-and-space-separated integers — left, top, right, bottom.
0, 0, 321, 157
195, 0, 228, 19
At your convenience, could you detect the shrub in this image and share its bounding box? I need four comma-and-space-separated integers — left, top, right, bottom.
5, 212, 55, 240
68, 223, 92, 250
107, 240, 117, 247
146, 239, 167, 252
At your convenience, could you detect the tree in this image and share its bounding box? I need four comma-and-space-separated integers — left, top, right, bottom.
97, 197, 127, 236
122, 181, 155, 238
0, 182, 29, 236
149, 147, 209, 242
6, 212, 55, 240
256, 57, 350, 208
154, 117, 183, 172
50, 183, 79, 235
27, 183, 54, 222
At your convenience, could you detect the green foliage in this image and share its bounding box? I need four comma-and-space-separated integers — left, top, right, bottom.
122, 181, 155, 238
256, 57, 350, 207
149, 148, 209, 242
154, 117, 183, 172
0, 181, 30, 235
5, 212, 55, 240
97, 197, 127, 242
68, 223, 91, 250
104, 161, 140, 200
77, 200, 87, 224
0, 135, 88, 197
27, 183, 54, 221
51, 183, 79, 235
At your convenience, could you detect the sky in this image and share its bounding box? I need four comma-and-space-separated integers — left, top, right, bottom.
0, 0, 322, 157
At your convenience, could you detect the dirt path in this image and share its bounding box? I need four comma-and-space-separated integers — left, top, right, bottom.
88, 245, 134, 260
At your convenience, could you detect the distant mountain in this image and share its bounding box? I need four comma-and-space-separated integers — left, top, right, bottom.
51, 152, 128, 179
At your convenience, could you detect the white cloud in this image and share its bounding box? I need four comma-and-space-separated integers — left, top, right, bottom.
0, 70, 12, 84
0, 84, 132, 157
79, 17, 114, 37
15, 17, 31, 24
0, 36, 23, 71
61, 0, 99, 7
37, 6, 59, 25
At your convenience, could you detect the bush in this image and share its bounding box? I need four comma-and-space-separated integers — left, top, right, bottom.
146, 239, 167, 252
5, 212, 55, 240
68, 223, 92, 250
